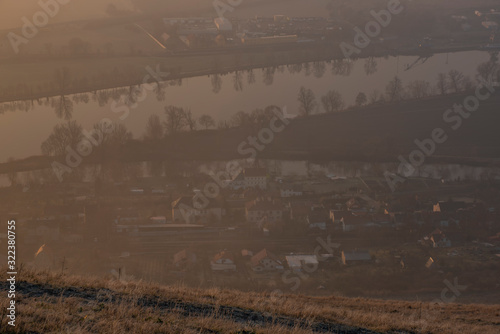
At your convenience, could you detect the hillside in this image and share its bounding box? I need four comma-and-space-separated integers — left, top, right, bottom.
1, 268, 499, 333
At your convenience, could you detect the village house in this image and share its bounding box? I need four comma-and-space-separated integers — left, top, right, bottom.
210, 251, 237, 271
250, 249, 284, 272
341, 250, 372, 265
280, 184, 303, 198
285, 255, 319, 272
172, 195, 225, 224
245, 198, 286, 224
225, 188, 262, 221
172, 249, 197, 271
421, 229, 452, 248
229, 168, 267, 190
241, 249, 254, 258
306, 205, 330, 230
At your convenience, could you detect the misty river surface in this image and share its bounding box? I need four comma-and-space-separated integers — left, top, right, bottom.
0, 50, 493, 163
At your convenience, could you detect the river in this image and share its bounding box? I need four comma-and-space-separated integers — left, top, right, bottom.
0, 50, 495, 186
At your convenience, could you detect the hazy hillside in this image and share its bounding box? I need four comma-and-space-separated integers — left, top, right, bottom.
0, 0, 331, 30
1, 268, 499, 333
2, 0, 499, 30
0, 0, 134, 29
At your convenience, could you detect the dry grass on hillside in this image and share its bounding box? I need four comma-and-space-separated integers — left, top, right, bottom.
1, 268, 499, 333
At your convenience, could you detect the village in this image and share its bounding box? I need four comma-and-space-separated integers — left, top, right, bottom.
1, 165, 499, 299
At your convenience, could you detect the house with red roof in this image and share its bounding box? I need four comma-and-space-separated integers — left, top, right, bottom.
210, 251, 236, 271
250, 249, 284, 272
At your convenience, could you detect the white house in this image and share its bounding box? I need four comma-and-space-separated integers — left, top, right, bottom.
285, 255, 319, 272
280, 184, 303, 198
210, 251, 236, 271
245, 198, 286, 223
229, 168, 267, 190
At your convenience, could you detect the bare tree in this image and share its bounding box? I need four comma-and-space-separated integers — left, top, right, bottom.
246, 69, 256, 85
163, 106, 186, 135
288, 63, 303, 74
41, 121, 83, 156
303, 62, 312, 76
251, 106, 277, 126
448, 70, 465, 93
297, 86, 317, 116
263, 67, 276, 85
407, 80, 431, 99
109, 123, 133, 146
199, 114, 215, 129
154, 82, 167, 102
145, 114, 164, 140
364, 57, 378, 75
436, 73, 448, 95
385, 76, 405, 101
91, 121, 131, 151
477, 54, 499, 82
331, 59, 353, 76
462, 76, 475, 92
370, 89, 384, 104
52, 96, 74, 120
7, 157, 18, 186
233, 71, 244, 91
321, 90, 345, 113
182, 108, 197, 131
210, 74, 222, 93
54, 67, 71, 94
313, 62, 327, 78
230, 111, 253, 127
355, 92, 368, 106
218, 120, 230, 129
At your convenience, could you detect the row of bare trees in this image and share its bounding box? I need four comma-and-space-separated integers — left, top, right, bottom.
297, 87, 345, 116
144, 105, 290, 138
144, 107, 218, 139
385, 69, 475, 102
41, 120, 132, 157
296, 67, 490, 116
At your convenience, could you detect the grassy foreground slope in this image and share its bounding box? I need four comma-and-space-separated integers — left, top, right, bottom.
1, 269, 499, 333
